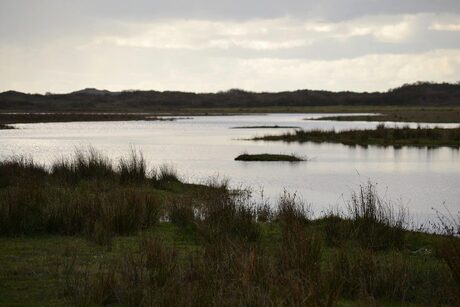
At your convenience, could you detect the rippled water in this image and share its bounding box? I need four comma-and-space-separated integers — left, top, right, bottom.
1, 113, 459, 221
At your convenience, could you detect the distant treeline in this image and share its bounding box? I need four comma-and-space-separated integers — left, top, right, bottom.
1, 81, 460, 111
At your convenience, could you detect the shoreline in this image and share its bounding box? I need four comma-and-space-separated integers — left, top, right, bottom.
1, 106, 460, 124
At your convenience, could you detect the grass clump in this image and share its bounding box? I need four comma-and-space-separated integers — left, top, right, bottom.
118, 148, 147, 183
235, 153, 305, 162
0, 156, 47, 187
433, 209, 460, 304
51, 147, 115, 183
158, 164, 180, 182
347, 182, 407, 250
197, 189, 261, 243
321, 182, 407, 251
0, 148, 185, 243
275, 193, 328, 305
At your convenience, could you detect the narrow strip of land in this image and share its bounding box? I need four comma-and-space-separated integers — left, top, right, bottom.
252, 125, 460, 147
0, 113, 191, 125
1, 106, 460, 125
310, 107, 460, 123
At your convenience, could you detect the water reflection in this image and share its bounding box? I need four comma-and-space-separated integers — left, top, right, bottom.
1, 113, 459, 221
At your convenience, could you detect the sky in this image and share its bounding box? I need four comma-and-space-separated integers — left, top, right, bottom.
1, 0, 460, 94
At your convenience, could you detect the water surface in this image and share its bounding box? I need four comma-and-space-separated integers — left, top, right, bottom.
1, 113, 459, 222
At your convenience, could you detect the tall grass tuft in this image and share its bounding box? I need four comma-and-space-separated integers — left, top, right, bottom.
347, 182, 407, 250
118, 148, 147, 184
197, 188, 260, 243
435, 208, 460, 303
158, 164, 180, 182
168, 196, 196, 228
52, 147, 115, 183
0, 149, 162, 243
275, 192, 326, 305
0, 156, 47, 187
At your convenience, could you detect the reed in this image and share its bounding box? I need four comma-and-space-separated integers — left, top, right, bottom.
252, 125, 460, 147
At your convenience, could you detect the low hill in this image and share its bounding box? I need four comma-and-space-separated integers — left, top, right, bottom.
0, 82, 459, 112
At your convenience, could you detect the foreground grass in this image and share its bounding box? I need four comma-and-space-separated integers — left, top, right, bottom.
1, 149, 459, 306
252, 124, 460, 148
0, 223, 454, 306
235, 153, 305, 162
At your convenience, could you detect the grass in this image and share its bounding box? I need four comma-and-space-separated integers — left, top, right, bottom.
235, 153, 306, 162
252, 124, 460, 148
312, 107, 460, 123
231, 125, 300, 129
1, 150, 460, 306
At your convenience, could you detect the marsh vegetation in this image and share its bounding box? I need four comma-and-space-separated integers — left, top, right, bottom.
313, 108, 460, 124
252, 124, 460, 147
231, 125, 300, 129
0, 149, 459, 306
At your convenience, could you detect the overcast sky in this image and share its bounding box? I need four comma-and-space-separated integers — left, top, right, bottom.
1, 0, 460, 93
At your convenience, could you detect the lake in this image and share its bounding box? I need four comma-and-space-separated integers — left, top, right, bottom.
1, 113, 459, 222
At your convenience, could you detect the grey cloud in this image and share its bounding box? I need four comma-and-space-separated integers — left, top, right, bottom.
2, 0, 460, 25
1, 0, 460, 92
2, 0, 460, 43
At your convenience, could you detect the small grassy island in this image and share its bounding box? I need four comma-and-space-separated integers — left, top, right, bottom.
1, 149, 460, 306
252, 125, 460, 147
231, 125, 300, 129
235, 153, 305, 161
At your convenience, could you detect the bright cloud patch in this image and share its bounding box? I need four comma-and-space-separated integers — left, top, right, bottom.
1, 2, 460, 93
